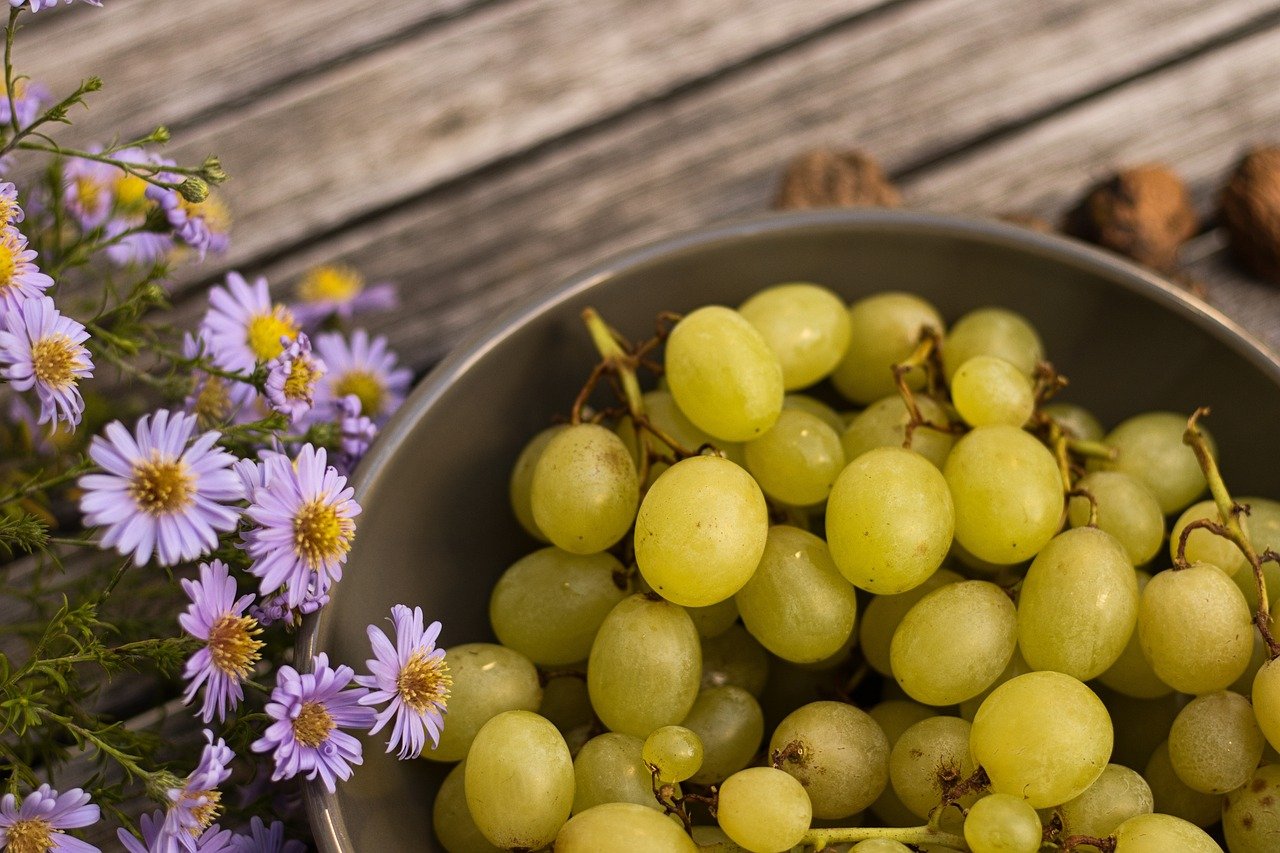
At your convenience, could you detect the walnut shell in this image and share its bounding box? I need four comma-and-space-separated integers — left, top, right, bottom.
775, 149, 901, 210
1062, 165, 1197, 272
1220, 146, 1280, 285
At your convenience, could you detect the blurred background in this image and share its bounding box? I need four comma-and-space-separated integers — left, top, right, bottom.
31, 0, 1280, 368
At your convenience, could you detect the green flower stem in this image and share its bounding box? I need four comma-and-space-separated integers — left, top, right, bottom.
0, 77, 102, 157
1183, 407, 1280, 658
16, 140, 201, 187
0, 459, 94, 507
5, 8, 20, 137
39, 709, 160, 787
801, 824, 968, 850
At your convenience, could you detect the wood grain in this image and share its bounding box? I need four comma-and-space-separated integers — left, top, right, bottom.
153, 0, 1280, 367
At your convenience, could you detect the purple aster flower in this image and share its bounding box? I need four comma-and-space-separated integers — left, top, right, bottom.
201, 273, 299, 373
119, 812, 235, 853
0, 227, 54, 315
0, 295, 92, 428
156, 731, 234, 852
313, 329, 411, 425
290, 264, 398, 328
61, 156, 116, 230
242, 444, 359, 608
0, 77, 48, 127
335, 394, 376, 474
263, 334, 324, 423
357, 605, 450, 760
181, 332, 255, 428
2, 386, 56, 453
149, 183, 230, 260
248, 585, 328, 629
230, 817, 305, 853
0, 181, 24, 227
78, 409, 244, 566
103, 220, 174, 268
180, 560, 264, 723
251, 653, 376, 793
0, 784, 99, 853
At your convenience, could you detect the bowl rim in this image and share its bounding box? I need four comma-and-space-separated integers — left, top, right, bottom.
299, 207, 1280, 851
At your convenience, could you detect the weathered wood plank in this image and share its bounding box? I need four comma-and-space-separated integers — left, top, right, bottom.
20, 0, 492, 143
155, 0, 1280, 368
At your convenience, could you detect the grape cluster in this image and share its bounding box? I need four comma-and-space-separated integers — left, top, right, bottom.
432, 283, 1280, 853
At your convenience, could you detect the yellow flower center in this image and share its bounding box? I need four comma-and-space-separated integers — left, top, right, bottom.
5, 817, 57, 853
0, 195, 19, 227
114, 173, 151, 216
74, 175, 104, 213
396, 651, 452, 714
129, 455, 194, 515
245, 307, 298, 362
207, 613, 264, 678
283, 357, 319, 402
0, 238, 16, 288
193, 376, 232, 426
179, 192, 230, 234
4, 79, 26, 100
292, 498, 354, 568
332, 370, 385, 418
181, 788, 223, 837
30, 335, 82, 390
296, 264, 364, 304
293, 700, 335, 748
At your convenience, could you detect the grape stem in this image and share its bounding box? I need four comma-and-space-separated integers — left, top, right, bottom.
1033, 360, 1070, 406
1061, 834, 1116, 852
1066, 487, 1099, 528
892, 329, 957, 448
800, 825, 968, 851
1183, 407, 1280, 659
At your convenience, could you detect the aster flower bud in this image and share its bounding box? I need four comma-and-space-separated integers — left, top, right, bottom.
151, 125, 171, 143
201, 156, 228, 184
178, 176, 210, 204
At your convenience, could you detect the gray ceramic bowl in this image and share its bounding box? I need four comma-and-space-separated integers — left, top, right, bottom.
301, 209, 1280, 852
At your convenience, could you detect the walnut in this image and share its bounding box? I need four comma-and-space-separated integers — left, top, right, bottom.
1220, 146, 1280, 285
1062, 165, 1197, 272
775, 149, 901, 210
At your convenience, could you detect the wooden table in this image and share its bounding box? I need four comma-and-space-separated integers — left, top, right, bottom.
22, 0, 1280, 842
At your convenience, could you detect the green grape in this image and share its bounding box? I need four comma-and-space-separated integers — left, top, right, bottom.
1088, 412, 1215, 515
970, 671, 1112, 808
433, 761, 504, 853
832, 292, 944, 405
941, 307, 1043, 382
744, 410, 845, 506
555, 802, 699, 853
1230, 632, 1268, 696
739, 282, 853, 390
572, 732, 657, 813
1112, 813, 1222, 853
643, 725, 704, 783
735, 526, 858, 663
769, 701, 889, 818
1253, 657, 1280, 753
1142, 741, 1222, 828
944, 425, 1064, 565
1041, 402, 1105, 442
963, 793, 1042, 853
827, 447, 954, 594
950, 356, 1035, 429
539, 672, 593, 735
634, 455, 768, 607
587, 594, 701, 738
1137, 563, 1252, 694
616, 389, 745, 480
701, 624, 770, 697
1016, 527, 1138, 680
665, 305, 785, 442
509, 424, 565, 543
889, 716, 976, 821
691, 825, 751, 852
1170, 500, 1249, 576
851, 841, 913, 853
1223, 764, 1280, 853
890, 580, 1017, 706
429, 643, 542, 762
1096, 571, 1173, 700
464, 711, 573, 850
685, 596, 740, 640
716, 767, 813, 853
530, 423, 639, 554
681, 685, 764, 786
868, 699, 937, 747
1232, 545, 1280, 612
870, 785, 925, 829
959, 649, 1031, 721
796, 627, 857, 670
756, 659, 834, 735
1100, 687, 1182, 771
840, 393, 955, 470
1166, 690, 1264, 795
1066, 471, 1164, 566
784, 393, 847, 435
860, 569, 963, 676
1056, 764, 1153, 845
489, 547, 628, 665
